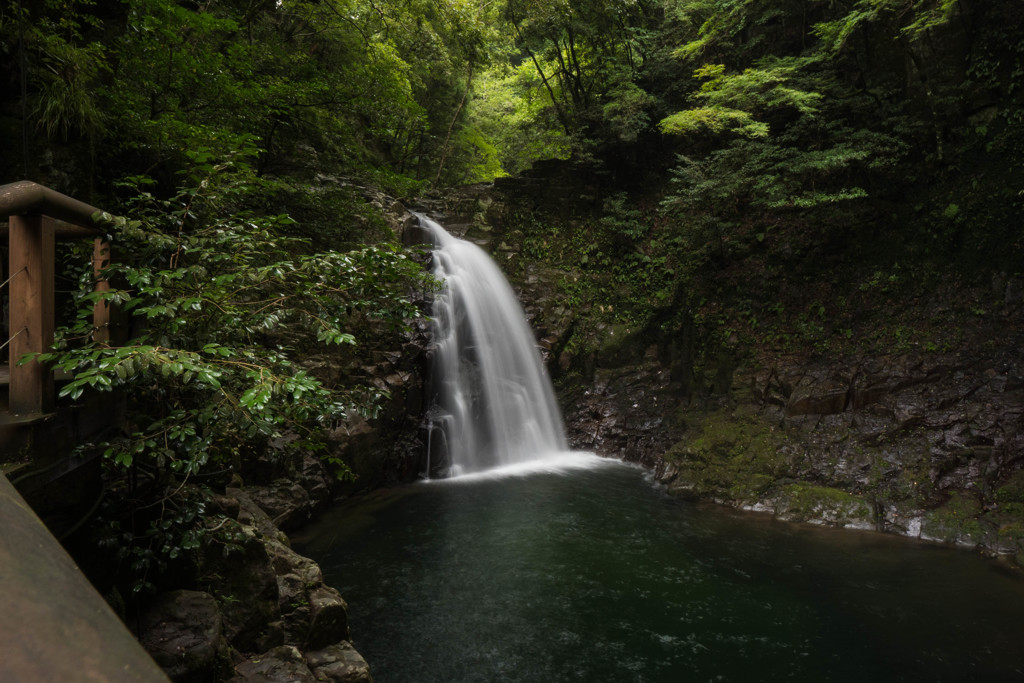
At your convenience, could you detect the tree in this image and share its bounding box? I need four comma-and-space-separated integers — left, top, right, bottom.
503, 0, 659, 141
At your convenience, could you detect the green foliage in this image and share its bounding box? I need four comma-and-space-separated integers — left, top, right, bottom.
510, 193, 674, 330
658, 56, 823, 139
32, 156, 430, 589
451, 124, 508, 183
465, 64, 573, 176
502, 0, 660, 143
814, 0, 961, 53
0, 0, 107, 143
1, 0, 504, 187
31, 32, 106, 141
692, 59, 823, 116
602, 81, 656, 143
42, 159, 427, 476
659, 106, 767, 138
96, 488, 214, 594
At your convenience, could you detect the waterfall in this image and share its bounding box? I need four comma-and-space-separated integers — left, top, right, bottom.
417, 214, 568, 477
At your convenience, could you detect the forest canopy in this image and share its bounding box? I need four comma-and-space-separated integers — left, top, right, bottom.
3, 0, 1021, 205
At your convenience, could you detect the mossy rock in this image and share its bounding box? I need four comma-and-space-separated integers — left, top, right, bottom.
594, 323, 640, 367
727, 472, 777, 502
995, 471, 1024, 505
993, 518, 1024, 546
921, 493, 985, 545
664, 409, 791, 505
775, 483, 876, 529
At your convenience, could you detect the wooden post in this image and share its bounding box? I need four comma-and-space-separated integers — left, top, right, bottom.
92, 238, 111, 343
9, 214, 55, 415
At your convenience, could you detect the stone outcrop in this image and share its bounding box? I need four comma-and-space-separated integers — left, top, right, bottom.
564, 336, 1024, 562
232, 646, 317, 683
305, 642, 374, 683
136, 477, 373, 682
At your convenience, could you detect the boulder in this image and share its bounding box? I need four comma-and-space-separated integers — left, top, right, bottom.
205, 528, 280, 653
231, 646, 316, 683
305, 642, 373, 683
246, 481, 313, 531
304, 586, 350, 650
137, 590, 230, 682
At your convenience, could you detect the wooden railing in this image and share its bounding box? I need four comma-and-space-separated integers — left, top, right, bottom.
0, 183, 168, 680
1, 181, 112, 416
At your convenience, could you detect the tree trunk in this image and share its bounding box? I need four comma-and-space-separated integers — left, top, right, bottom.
434, 62, 475, 186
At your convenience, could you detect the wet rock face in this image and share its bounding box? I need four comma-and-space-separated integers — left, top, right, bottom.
305, 642, 374, 683
230, 643, 373, 683
748, 351, 1024, 499
231, 646, 315, 683
562, 357, 681, 466
652, 348, 1024, 559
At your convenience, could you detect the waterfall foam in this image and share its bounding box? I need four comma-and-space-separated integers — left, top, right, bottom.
418, 214, 568, 477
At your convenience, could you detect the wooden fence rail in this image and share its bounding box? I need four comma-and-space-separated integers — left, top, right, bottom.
1, 181, 112, 416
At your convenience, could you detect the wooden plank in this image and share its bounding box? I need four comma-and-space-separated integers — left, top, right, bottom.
0, 219, 99, 240
0, 473, 171, 682
8, 214, 55, 415
92, 238, 111, 343
0, 181, 104, 231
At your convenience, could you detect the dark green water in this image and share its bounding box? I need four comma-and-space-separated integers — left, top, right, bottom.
294, 457, 1024, 682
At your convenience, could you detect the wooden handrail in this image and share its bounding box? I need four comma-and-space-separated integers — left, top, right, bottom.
0, 180, 108, 231
2, 181, 115, 415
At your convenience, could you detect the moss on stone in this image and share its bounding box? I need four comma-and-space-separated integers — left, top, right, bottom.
993, 518, 1024, 544
664, 409, 880, 528
921, 492, 985, 545
594, 323, 639, 367
995, 471, 1024, 505
664, 409, 791, 505
776, 483, 875, 527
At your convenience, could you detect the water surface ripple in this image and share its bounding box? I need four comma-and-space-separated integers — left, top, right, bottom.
295, 459, 1024, 682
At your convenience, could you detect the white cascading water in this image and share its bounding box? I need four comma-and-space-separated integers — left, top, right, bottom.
418, 214, 568, 477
